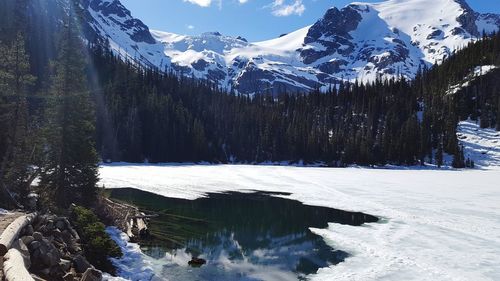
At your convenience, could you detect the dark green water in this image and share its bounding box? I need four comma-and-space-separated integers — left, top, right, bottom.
109, 188, 378, 281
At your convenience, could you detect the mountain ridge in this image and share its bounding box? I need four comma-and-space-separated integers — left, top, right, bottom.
82, 0, 500, 95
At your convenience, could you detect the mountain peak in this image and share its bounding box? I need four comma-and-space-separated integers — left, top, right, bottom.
82, 0, 499, 94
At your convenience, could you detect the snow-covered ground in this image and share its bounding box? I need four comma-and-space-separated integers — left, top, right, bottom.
458, 120, 500, 168
103, 227, 159, 281
100, 163, 500, 281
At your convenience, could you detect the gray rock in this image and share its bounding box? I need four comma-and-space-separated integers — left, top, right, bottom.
81, 268, 103, 281
31, 274, 48, 281
56, 220, 66, 230
21, 235, 35, 246
24, 224, 35, 236
42, 252, 60, 267
67, 240, 82, 254
46, 220, 55, 231
33, 232, 43, 241
59, 258, 72, 271
52, 228, 62, 238
63, 272, 76, 281
73, 255, 91, 273
29, 240, 42, 250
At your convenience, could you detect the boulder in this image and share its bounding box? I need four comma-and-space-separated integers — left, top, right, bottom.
63, 272, 76, 281
31, 274, 48, 281
81, 268, 103, 281
73, 255, 91, 273
59, 258, 72, 271
33, 232, 43, 241
24, 224, 35, 236
56, 220, 66, 230
29, 240, 42, 250
188, 257, 207, 267
21, 235, 35, 247
42, 252, 59, 267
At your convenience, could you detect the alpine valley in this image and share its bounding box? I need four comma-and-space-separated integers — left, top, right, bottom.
1, 1, 500, 281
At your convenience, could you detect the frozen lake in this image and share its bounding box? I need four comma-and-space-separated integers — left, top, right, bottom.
100, 164, 500, 281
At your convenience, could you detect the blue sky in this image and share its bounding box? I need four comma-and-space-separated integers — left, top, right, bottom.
120, 0, 500, 41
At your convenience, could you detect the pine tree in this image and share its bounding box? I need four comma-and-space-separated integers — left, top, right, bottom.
39, 14, 99, 208
0, 33, 36, 207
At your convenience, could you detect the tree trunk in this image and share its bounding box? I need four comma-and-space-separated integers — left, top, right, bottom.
2, 248, 34, 281
0, 213, 37, 256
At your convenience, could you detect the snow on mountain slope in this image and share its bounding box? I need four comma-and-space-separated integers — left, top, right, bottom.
477, 13, 500, 35
83, 0, 169, 68
83, 0, 500, 94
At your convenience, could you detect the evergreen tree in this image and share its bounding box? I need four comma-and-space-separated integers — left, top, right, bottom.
39, 15, 99, 208
0, 33, 36, 207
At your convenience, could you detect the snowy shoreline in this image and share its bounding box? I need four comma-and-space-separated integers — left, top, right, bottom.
103, 227, 157, 281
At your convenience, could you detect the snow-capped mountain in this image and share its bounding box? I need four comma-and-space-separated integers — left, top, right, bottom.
82, 0, 500, 94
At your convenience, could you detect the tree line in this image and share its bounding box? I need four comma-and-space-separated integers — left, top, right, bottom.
90, 32, 500, 167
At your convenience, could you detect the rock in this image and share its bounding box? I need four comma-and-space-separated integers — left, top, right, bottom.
52, 228, 62, 235
68, 227, 80, 242
49, 265, 66, 278
56, 220, 66, 230
39, 268, 50, 276
42, 252, 60, 267
31, 274, 48, 281
29, 240, 42, 250
67, 240, 82, 254
33, 232, 43, 241
27, 193, 39, 210
60, 258, 72, 271
188, 257, 207, 267
25, 224, 35, 235
45, 221, 55, 232
21, 235, 35, 246
73, 255, 91, 273
63, 272, 76, 281
81, 268, 103, 281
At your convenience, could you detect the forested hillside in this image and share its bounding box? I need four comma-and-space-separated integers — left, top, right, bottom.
90, 33, 500, 167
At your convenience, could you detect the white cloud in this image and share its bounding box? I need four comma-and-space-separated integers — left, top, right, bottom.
187, 25, 195, 30
183, 0, 222, 9
182, 0, 305, 16
271, 0, 305, 17
183, 0, 212, 7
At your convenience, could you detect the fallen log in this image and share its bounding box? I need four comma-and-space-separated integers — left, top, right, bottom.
3, 248, 34, 281
0, 213, 37, 256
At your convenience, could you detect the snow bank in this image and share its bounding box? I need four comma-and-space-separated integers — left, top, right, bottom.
104, 227, 158, 281
100, 164, 500, 281
0, 208, 9, 215
458, 120, 500, 168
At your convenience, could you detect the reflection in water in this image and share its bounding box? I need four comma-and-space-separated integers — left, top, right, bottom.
109, 189, 378, 281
